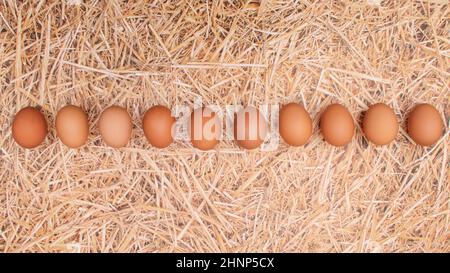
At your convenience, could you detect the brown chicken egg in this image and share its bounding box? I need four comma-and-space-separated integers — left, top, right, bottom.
189, 107, 221, 151
98, 106, 132, 148
55, 105, 89, 148
143, 105, 176, 148
279, 103, 312, 146
12, 107, 48, 148
407, 104, 443, 146
320, 103, 354, 147
362, 103, 398, 145
234, 106, 268, 150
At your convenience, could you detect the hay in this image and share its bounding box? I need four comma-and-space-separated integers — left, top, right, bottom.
0, 0, 449, 253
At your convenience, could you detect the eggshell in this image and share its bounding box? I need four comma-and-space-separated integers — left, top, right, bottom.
12, 107, 48, 149
189, 107, 220, 151
362, 103, 398, 145
279, 103, 312, 146
407, 104, 443, 146
320, 104, 354, 147
234, 106, 268, 150
143, 105, 175, 148
55, 105, 89, 148
98, 106, 132, 148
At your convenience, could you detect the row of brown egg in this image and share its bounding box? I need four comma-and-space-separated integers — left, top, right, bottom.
11, 103, 444, 150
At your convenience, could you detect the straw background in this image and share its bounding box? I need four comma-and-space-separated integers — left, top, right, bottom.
0, 0, 449, 252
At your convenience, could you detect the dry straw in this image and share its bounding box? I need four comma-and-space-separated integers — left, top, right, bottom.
0, 0, 449, 252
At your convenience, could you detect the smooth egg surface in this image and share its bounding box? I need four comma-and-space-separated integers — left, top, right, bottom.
99, 106, 132, 148
279, 103, 312, 146
407, 104, 443, 146
55, 105, 89, 148
362, 103, 398, 145
320, 103, 354, 147
143, 105, 176, 148
189, 107, 220, 151
12, 107, 48, 149
234, 106, 268, 150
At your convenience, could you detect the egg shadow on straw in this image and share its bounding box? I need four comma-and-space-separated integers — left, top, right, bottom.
358, 110, 369, 149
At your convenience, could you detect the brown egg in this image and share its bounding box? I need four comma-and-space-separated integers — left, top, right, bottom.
55, 105, 89, 148
143, 105, 176, 148
320, 103, 354, 147
362, 103, 398, 145
407, 104, 443, 146
279, 103, 312, 146
189, 107, 221, 151
12, 107, 48, 148
98, 106, 132, 148
234, 106, 268, 150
